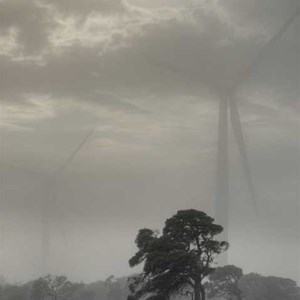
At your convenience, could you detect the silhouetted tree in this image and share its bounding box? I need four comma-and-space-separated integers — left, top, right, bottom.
205, 265, 243, 300
128, 209, 229, 300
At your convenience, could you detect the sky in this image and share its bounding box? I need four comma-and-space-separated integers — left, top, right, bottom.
0, 0, 299, 284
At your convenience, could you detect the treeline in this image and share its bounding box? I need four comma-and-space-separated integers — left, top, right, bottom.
0, 275, 128, 300
126, 209, 300, 300
1, 209, 299, 300
205, 265, 300, 300
0, 269, 299, 300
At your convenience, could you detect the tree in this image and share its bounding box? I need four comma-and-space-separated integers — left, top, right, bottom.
31, 275, 72, 300
205, 265, 243, 300
239, 273, 300, 300
0, 281, 31, 300
61, 282, 87, 300
128, 209, 229, 300
105, 276, 129, 300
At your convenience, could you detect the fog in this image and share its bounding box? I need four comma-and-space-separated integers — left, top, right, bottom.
0, 0, 299, 288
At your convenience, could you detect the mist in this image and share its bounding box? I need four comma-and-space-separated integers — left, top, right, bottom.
0, 0, 299, 298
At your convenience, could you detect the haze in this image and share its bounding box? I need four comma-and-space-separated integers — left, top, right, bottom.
0, 0, 299, 284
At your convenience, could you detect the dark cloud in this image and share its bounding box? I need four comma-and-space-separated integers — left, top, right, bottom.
0, 0, 298, 106
0, 0, 298, 107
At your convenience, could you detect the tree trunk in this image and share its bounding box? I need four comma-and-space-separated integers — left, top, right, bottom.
194, 282, 201, 300
200, 285, 205, 300
194, 289, 201, 300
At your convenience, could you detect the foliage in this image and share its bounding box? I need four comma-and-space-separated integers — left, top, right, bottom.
128, 209, 229, 300
0, 282, 31, 300
105, 276, 129, 300
0, 271, 299, 300
205, 265, 243, 300
31, 275, 72, 300
239, 273, 300, 300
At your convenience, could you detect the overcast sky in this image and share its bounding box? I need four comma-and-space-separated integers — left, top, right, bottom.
0, 0, 299, 284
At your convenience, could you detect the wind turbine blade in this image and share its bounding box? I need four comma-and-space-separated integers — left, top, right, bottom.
140, 8, 300, 93
41, 125, 97, 273
146, 56, 200, 82
228, 8, 299, 215
233, 7, 299, 90
52, 125, 97, 178
229, 97, 258, 214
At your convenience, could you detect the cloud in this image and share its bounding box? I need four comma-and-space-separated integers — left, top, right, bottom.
0, 0, 52, 57
1, 0, 298, 110
1, 0, 297, 96
0, 27, 20, 57
0, 94, 56, 130
42, 0, 125, 16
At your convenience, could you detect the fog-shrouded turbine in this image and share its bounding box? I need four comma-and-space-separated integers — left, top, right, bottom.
216, 7, 299, 244
41, 125, 97, 274
141, 7, 299, 263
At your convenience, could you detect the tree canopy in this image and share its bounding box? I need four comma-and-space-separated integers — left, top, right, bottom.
239, 273, 300, 300
128, 209, 229, 300
31, 275, 74, 300
205, 265, 243, 300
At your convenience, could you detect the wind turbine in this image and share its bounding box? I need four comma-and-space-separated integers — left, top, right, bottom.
41, 125, 96, 274
216, 7, 299, 245
141, 7, 299, 261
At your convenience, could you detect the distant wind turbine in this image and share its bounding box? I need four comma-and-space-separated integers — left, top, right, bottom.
216, 7, 299, 243
141, 7, 300, 263
41, 125, 97, 274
